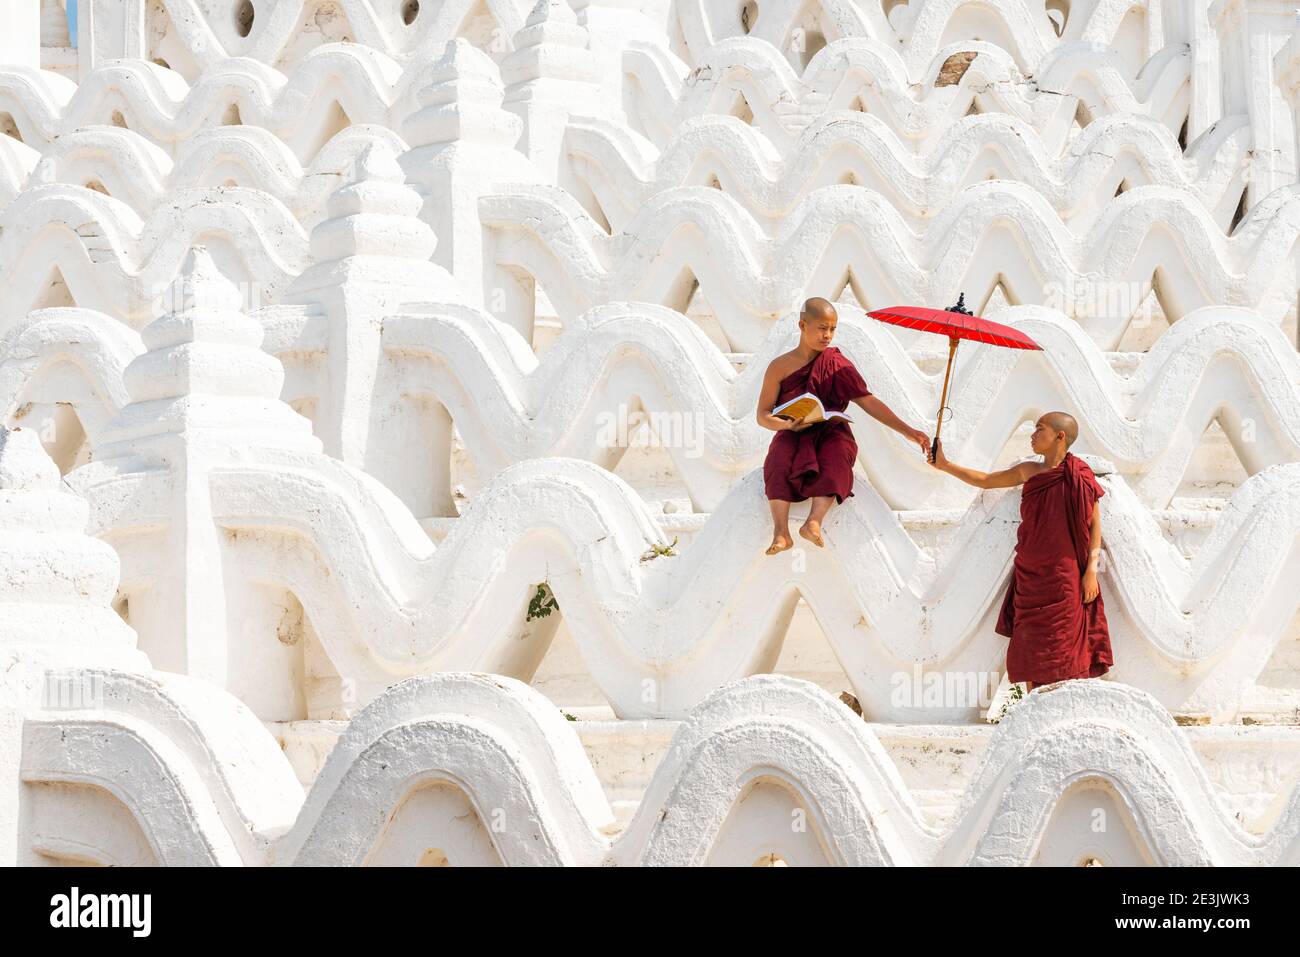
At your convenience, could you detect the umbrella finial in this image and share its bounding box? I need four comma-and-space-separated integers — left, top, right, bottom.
950, 292, 972, 316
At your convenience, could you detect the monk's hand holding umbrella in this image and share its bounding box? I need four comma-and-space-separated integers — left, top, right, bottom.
867, 293, 1042, 463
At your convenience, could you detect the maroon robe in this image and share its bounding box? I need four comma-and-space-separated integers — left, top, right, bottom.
763, 346, 870, 504
996, 452, 1113, 685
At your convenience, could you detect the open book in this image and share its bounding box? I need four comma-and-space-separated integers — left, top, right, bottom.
772, 392, 853, 424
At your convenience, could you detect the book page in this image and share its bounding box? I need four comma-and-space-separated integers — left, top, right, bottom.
772, 394, 822, 421
773, 393, 853, 423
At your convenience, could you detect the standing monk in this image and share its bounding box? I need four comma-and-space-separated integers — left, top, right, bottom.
929, 413, 1113, 690
757, 297, 930, 554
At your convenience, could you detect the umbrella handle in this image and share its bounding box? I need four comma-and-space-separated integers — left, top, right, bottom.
930, 337, 959, 463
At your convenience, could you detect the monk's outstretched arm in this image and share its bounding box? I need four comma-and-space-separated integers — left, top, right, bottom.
852, 394, 930, 455
929, 439, 1038, 488
1082, 502, 1102, 603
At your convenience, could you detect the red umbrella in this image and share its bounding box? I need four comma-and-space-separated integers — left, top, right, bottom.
867, 293, 1041, 461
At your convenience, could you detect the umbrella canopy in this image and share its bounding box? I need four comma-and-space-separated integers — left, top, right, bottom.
866, 294, 1041, 350
865, 293, 1042, 461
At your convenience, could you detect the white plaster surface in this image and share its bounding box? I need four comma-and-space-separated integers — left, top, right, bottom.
0, 0, 1298, 865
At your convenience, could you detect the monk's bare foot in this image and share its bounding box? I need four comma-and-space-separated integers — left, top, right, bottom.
799, 519, 824, 547
765, 532, 793, 555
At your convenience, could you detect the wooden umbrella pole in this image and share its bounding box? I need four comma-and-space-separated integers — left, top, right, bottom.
930, 336, 959, 462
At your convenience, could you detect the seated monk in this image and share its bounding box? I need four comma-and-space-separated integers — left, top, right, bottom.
757, 297, 930, 554
929, 412, 1113, 691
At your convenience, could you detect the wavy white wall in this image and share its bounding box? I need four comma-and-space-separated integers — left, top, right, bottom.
0, 0, 1297, 865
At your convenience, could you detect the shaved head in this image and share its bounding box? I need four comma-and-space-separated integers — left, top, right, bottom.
801, 297, 837, 323
1040, 411, 1079, 448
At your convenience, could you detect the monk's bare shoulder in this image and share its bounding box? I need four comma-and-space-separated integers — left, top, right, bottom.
1014, 460, 1052, 483
762, 349, 806, 384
